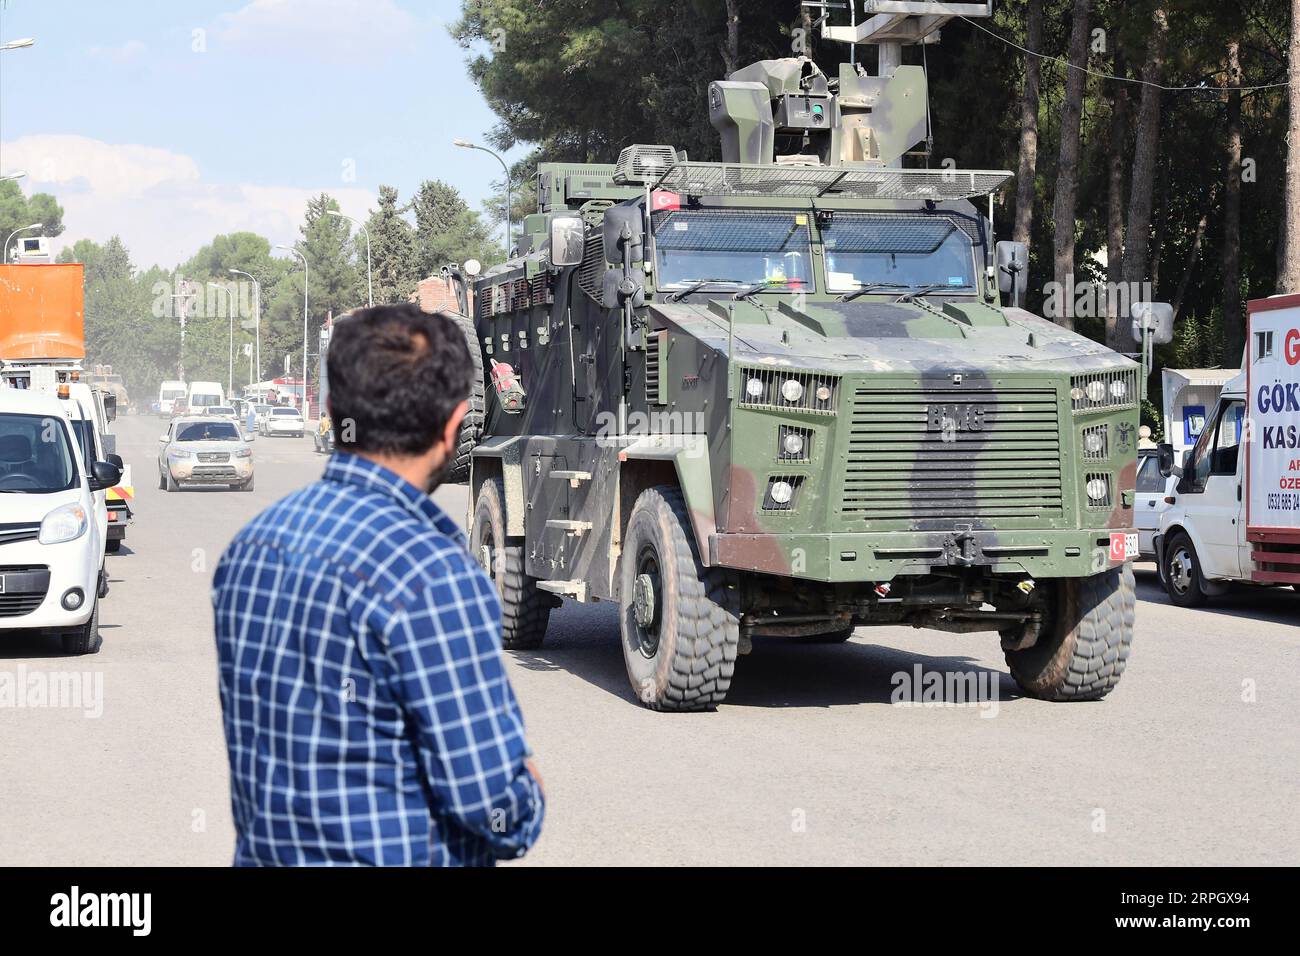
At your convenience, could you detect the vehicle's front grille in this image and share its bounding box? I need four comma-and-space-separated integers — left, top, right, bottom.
841, 386, 1064, 526
192, 467, 238, 479
0, 523, 40, 546
0, 564, 50, 618
197, 452, 229, 463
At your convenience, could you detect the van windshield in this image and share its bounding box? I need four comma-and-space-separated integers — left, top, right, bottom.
0, 413, 79, 494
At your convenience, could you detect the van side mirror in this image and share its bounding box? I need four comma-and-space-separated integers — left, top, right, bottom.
1131, 301, 1174, 345
995, 241, 1028, 309
549, 216, 585, 268
1156, 442, 1175, 478
103, 394, 117, 422
89, 460, 122, 492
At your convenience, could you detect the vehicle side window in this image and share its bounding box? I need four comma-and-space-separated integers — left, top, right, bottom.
1136, 455, 1164, 493
1182, 398, 1244, 491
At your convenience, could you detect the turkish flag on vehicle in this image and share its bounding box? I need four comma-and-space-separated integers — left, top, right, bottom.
651, 190, 681, 212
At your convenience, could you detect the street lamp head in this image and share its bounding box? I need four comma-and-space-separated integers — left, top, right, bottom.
1, 170, 27, 182
452, 138, 475, 149
1, 38, 36, 50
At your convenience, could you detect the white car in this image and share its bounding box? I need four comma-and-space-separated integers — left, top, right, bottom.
158, 416, 254, 491
262, 406, 305, 438
1134, 448, 1176, 559
203, 405, 239, 423
252, 404, 275, 433
0, 388, 121, 654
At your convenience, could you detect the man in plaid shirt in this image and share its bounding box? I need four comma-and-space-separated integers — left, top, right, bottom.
212, 304, 544, 866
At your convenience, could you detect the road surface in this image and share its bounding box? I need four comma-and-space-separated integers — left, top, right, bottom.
2, 413, 1296, 866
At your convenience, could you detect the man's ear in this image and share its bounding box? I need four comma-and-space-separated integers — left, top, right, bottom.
442, 400, 468, 453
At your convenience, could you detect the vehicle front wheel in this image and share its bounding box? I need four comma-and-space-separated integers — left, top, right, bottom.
164, 470, 179, 492
241, 475, 255, 492
1163, 532, 1208, 608
619, 486, 740, 711
61, 599, 101, 655
1002, 564, 1135, 701
471, 476, 552, 649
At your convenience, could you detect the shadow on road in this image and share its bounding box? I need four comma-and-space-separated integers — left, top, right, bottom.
512, 600, 1020, 710
1134, 567, 1299, 627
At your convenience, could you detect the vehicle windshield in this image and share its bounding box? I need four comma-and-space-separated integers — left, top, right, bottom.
176, 421, 240, 442
191, 394, 221, 408
653, 210, 814, 290
272, 408, 300, 417
823, 214, 979, 293
161, 389, 186, 400
208, 406, 235, 416
255, 405, 272, 414
0, 412, 79, 494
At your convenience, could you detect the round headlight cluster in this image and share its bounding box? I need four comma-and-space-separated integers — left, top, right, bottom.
1086, 478, 1109, 502
815, 384, 832, 403
782, 432, 805, 457
1085, 380, 1107, 403
1109, 379, 1129, 400
769, 480, 794, 505
746, 378, 765, 399
780, 379, 804, 403
1084, 430, 1105, 454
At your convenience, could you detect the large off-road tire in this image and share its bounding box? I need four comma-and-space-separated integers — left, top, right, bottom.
470, 476, 551, 649
619, 486, 740, 711
61, 599, 101, 655
445, 312, 484, 484
1163, 532, 1208, 608
1003, 564, 1135, 702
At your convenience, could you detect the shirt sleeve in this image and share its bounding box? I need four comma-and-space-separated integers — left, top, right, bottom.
382, 554, 544, 859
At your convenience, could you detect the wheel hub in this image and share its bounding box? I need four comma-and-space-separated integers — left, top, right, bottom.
1168, 549, 1192, 593
633, 573, 656, 628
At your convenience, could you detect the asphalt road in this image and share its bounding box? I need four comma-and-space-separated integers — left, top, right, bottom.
2, 413, 1297, 866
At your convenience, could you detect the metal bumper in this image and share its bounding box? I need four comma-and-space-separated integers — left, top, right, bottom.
710, 527, 1138, 582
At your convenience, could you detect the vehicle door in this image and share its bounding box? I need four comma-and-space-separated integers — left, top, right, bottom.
1177, 397, 1246, 578
1134, 453, 1167, 556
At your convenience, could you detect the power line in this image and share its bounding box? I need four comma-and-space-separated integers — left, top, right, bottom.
959, 15, 1289, 94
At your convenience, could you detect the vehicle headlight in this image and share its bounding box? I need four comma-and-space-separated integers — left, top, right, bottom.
745, 378, 765, 399
39, 502, 88, 545
1084, 431, 1105, 454
769, 480, 794, 505
168, 449, 193, 460
815, 384, 832, 403
1108, 379, 1128, 400
781, 432, 805, 457
236, 447, 252, 458
1086, 478, 1108, 502
1085, 381, 1107, 403
780, 379, 804, 403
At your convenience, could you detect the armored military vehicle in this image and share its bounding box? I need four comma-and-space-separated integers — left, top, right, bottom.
448, 5, 1162, 710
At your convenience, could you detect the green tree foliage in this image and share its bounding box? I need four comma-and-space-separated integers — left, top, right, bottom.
367, 184, 417, 304
1, 179, 65, 255
409, 179, 501, 275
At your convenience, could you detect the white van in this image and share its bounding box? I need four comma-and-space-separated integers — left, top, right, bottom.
188, 381, 224, 413
1154, 295, 1300, 605
158, 380, 187, 416
0, 388, 121, 653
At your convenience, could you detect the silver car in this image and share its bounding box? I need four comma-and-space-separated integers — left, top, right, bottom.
158, 416, 255, 492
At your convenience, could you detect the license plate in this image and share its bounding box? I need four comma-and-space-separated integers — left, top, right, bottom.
1109, 532, 1139, 562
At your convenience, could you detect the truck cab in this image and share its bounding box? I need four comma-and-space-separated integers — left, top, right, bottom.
1155, 294, 1300, 604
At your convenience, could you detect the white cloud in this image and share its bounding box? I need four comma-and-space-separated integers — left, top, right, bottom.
87, 39, 148, 64
1, 134, 375, 270
213, 0, 421, 59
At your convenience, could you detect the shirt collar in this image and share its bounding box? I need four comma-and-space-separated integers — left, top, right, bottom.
322, 452, 465, 544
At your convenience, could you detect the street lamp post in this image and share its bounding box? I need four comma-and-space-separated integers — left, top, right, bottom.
206, 282, 237, 394
325, 210, 372, 306
4, 222, 41, 262
229, 269, 261, 391
277, 244, 309, 415
453, 138, 512, 253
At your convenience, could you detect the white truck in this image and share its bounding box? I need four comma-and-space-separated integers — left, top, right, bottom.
1154, 294, 1300, 605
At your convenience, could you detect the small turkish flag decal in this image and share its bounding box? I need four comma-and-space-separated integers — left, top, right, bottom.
651, 190, 681, 212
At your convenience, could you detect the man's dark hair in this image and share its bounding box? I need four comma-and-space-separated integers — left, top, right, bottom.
327, 304, 472, 456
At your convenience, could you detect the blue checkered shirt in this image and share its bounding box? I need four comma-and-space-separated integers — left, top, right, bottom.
212, 453, 544, 866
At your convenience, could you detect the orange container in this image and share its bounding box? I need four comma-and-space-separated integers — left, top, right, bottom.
0, 263, 86, 360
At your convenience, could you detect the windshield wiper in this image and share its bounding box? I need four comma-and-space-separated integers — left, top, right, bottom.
666, 279, 744, 302
838, 282, 908, 303
896, 284, 962, 302
732, 280, 797, 302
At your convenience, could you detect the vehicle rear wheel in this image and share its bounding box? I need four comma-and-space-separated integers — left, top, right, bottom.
446, 312, 484, 484
61, 599, 101, 655
471, 476, 551, 649
1002, 564, 1134, 701
619, 486, 740, 711
1163, 532, 1208, 608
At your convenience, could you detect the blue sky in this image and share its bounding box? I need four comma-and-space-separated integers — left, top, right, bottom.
0, 0, 520, 269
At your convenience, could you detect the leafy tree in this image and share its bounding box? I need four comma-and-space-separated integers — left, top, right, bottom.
366, 184, 417, 304
1, 179, 64, 257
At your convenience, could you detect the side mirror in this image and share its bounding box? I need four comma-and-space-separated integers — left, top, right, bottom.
603, 205, 645, 266
89, 460, 122, 492
995, 241, 1028, 308
549, 216, 585, 268
106, 453, 124, 470
1131, 301, 1174, 345
1156, 442, 1175, 478
103, 394, 117, 422
159, 433, 170, 442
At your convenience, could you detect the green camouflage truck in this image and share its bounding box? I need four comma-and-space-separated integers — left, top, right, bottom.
448, 53, 1146, 711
